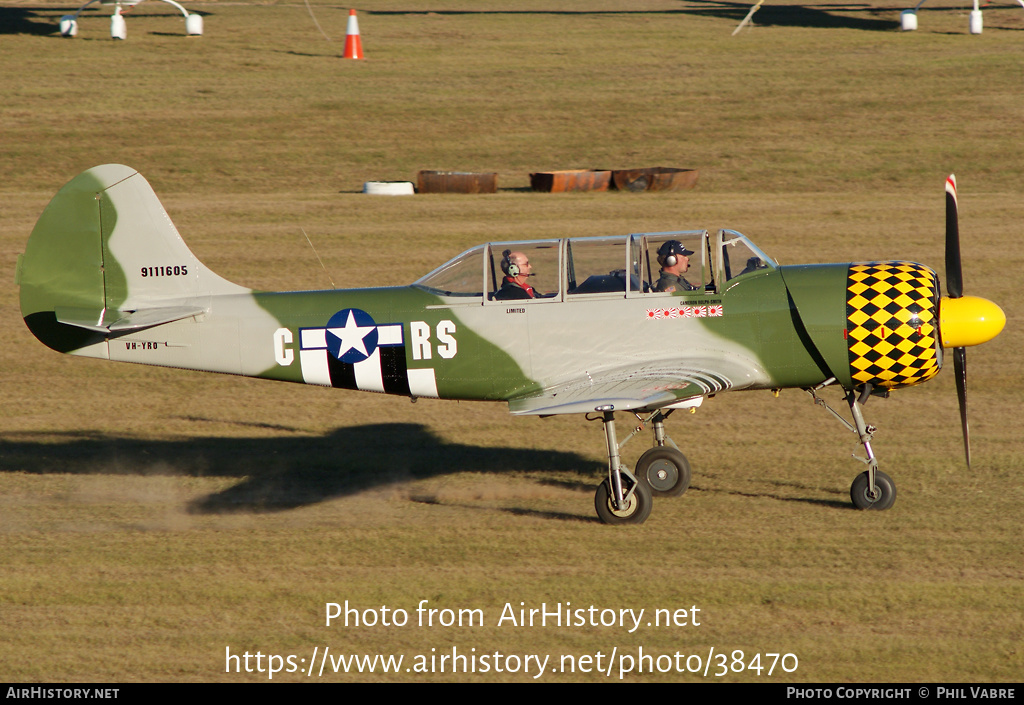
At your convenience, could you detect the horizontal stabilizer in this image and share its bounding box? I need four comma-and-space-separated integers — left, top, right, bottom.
55, 305, 206, 333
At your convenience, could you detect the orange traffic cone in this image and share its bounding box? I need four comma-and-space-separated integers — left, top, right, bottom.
342, 9, 364, 59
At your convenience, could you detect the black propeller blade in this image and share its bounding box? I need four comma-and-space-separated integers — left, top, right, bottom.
945, 174, 970, 468
953, 346, 970, 468
945, 175, 963, 299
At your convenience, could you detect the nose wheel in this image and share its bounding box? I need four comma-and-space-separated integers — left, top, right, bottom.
850, 470, 896, 510
806, 382, 899, 511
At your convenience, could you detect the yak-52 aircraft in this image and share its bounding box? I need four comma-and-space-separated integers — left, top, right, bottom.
17, 165, 1006, 524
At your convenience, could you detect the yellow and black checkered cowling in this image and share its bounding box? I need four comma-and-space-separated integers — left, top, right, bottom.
846, 262, 941, 390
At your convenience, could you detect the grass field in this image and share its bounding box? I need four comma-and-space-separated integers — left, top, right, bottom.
1, 0, 1022, 682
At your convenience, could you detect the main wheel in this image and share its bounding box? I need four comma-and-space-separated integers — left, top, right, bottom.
594, 478, 652, 525
850, 470, 897, 510
635, 447, 691, 497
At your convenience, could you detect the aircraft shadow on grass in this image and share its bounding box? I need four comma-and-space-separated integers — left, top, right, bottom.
0, 422, 605, 516
1, 422, 861, 517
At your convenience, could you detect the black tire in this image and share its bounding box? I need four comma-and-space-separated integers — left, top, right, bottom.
594, 478, 652, 525
850, 470, 897, 510
636, 447, 691, 497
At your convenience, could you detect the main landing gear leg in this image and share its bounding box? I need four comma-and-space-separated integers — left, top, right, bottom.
613, 409, 693, 497
807, 382, 897, 510
651, 409, 673, 447
594, 411, 652, 525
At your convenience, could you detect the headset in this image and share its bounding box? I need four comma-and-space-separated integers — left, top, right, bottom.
502, 249, 520, 277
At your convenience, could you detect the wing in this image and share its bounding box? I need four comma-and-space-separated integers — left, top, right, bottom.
507, 355, 764, 416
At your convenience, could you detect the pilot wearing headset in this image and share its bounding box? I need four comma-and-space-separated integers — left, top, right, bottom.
495, 250, 538, 300
654, 240, 698, 293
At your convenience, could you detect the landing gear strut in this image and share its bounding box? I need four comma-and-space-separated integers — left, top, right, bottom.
807, 381, 898, 510
589, 407, 698, 524
593, 411, 652, 525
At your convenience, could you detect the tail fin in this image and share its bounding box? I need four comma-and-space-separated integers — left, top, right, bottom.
18, 164, 247, 355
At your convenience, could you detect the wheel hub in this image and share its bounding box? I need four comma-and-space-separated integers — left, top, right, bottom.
648, 460, 679, 492
608, 495, 637, 518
